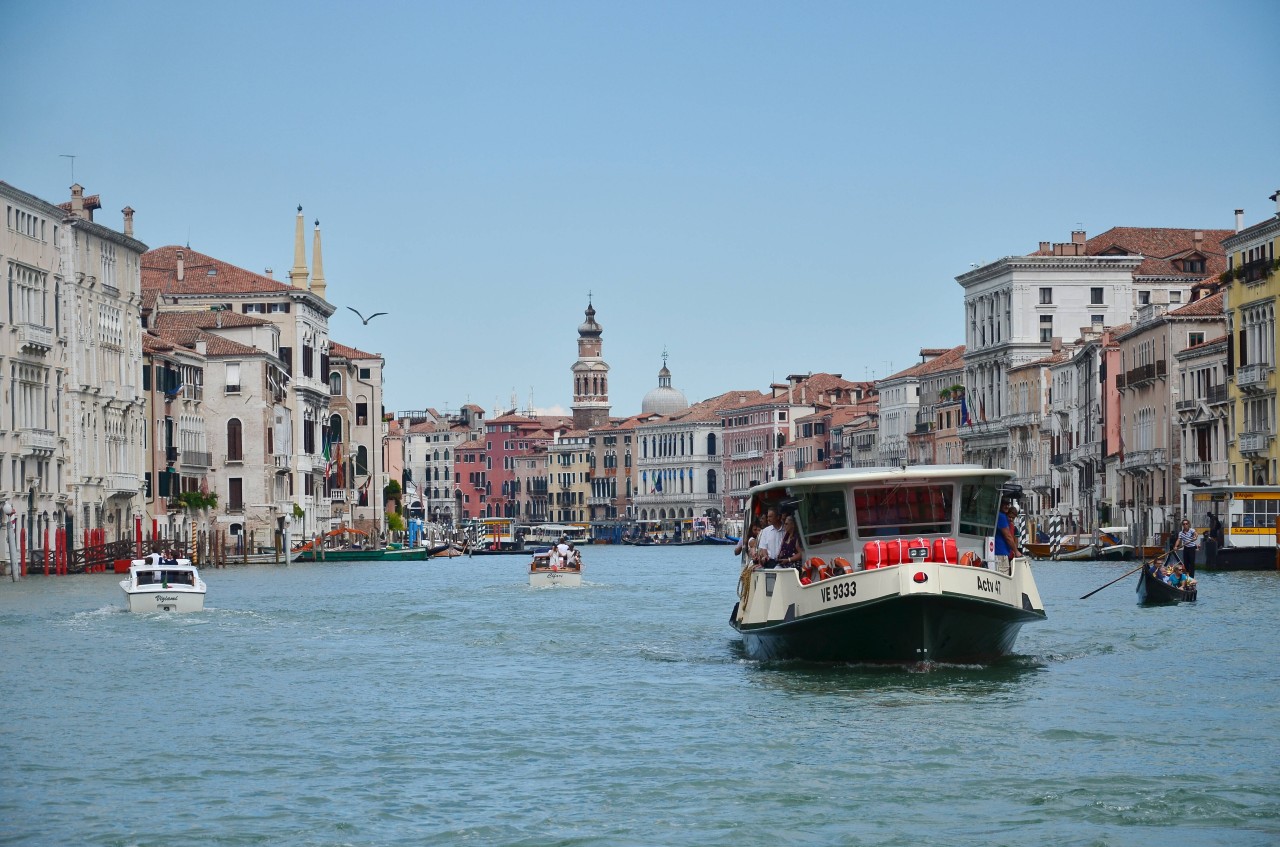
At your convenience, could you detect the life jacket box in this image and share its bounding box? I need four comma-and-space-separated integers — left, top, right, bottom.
863, 541, 888, 569
904, 537, 931, 561
931, 538, 958, 564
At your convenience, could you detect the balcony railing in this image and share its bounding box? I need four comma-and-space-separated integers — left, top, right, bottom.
1240, 257, 1275, 285
18, 322, 54, 353
107, 472, 141, 494
1125, 362, 1165, 387
1005, 412, 1042, 428
1030, 474, 1052, 490
1183, 460, 1228, 482
20, 429, 57, 454
1175, 398, 1198, 412
181, 450, 213, 468
1236, 363, 1273, 392
1070, 441, 1100, 463
330, 489, 349, 502
1207, 384, 1229, 405
1051, 452, 1068, 467
730, 449, 763, 460
1239, 431, 1273, 454
1121, 448, 1167, 470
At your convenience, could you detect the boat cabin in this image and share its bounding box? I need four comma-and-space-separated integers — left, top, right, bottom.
747, 466, 1014, 570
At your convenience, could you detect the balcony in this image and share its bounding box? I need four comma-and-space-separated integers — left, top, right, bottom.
1005, 412, 1042, 429
181, 450, 214, 468
223, 453, 244, 465
1070, 441, 1100, 464
1207, 384, 1229, 405
1175, 398, 1198, 412
1183, 460, 1228, 484
1051, 452, 1068, 467
272, 454, 291, 470
1236, 363, 1273, 393
1240, 257, 1275, 285
1114, 373, 1126, 389
107, 472, 141, 495
330, 489, 349, 502
730, 449, 764, 460
20, 429, 57, 455
1239, 431, 1274, 454
18, 322, 54, 354
1121, 448, 1167, 471
1125, 362, 1164, 388
1030, 474, 1052, 491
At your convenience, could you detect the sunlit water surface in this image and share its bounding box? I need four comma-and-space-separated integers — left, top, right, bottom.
1, 548, 1276, 846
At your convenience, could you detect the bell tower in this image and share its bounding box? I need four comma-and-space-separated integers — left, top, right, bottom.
571, 298, 611, 429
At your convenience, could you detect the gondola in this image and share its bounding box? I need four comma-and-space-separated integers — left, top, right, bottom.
1136, 555, 1197, 605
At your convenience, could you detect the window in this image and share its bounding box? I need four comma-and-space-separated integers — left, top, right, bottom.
1188, 331, 1205, 347
1138, 291, 1150, 305
225, 362, 241, 393
356, 402, 368, 426
1182, 258, 1205, 274
226, 419, 243, 461
1090, 287, 1104, 305
228, 478, 243, 510
706, 432, 717, 456
329, 372, 342, 395
1039, 287, 1053, 305
1170, 290, 1182, 303
359, 368, 371, 379
1040, 314, 1054, 343
1092, 314, 1105, 326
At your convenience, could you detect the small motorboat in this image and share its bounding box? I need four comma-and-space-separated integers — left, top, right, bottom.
1055, 543, 1099, 561
528, 549, 582, 588
120, 553, 206, 612
1137, 555, 1197, 605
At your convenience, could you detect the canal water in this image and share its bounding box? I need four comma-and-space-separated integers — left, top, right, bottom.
1, 547, 1276, 846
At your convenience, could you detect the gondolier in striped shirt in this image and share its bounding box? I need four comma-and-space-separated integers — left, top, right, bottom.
1175, 519, 1198, 577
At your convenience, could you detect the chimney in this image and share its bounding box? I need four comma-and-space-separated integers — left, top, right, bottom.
1236, 209, 1245, 232
122, 206, 134, 237
264, 268, 273, 279
176, 249, 185, 282
1039, 241, 1051, 254
1071, 230, 1086, 245
1051, 337, 1062, 353
1272, 190, 1280, 218
195, 339, 207, 356
1193, 230, 1203, 251
69, 184, 85, 218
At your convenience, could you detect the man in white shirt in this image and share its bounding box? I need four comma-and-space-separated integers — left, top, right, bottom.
756, 508, 784, 566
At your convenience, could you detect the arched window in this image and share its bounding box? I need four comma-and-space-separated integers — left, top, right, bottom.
707, 469, 717, 494
356, 445, 369, 476
329, 414, 343, 443
226, 419, 243, 461
707, 432, 717, 456
329, 372, 342, 395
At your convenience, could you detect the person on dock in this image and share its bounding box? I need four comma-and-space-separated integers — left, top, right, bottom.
1175, 519, 1198, 577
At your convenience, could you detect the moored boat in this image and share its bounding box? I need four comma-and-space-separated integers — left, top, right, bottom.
1055, 544, 1099, 561
120, 553, 206, 613
730, 465, 1045, 664
528, 548, 583, 587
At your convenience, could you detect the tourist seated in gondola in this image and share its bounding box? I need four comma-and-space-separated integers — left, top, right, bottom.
1167, 563, 1194, 589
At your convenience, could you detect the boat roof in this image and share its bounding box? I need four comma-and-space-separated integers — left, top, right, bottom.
748, 464, 1015, 496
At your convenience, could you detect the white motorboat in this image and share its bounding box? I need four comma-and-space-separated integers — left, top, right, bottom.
120, 553, 206, 612
528, 549, 582, 588
730, 465, 1046, 664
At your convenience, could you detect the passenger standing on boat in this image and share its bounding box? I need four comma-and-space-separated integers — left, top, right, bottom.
734, 519, 762, 558
777, 514, 804, 570
994, 501, 1021, 575
757, 509, 785, 567
1175, 520, 1198, 577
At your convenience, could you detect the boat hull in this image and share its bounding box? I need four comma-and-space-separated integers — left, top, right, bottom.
1204, 545, 1276, 571
1054, 544, 1097, 561
732, 563, 1045, 664
121, 586, 206, 613
529, 568, 582, 587
1097, 544, 1135, 561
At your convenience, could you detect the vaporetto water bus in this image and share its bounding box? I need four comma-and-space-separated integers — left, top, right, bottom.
730, 465, 1046, 664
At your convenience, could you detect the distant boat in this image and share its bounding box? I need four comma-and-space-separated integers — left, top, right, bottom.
120, 553, 206, 613
529, 548, 582, 588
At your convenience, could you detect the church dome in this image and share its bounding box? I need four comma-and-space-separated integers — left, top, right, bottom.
641, 355, 688, 415
578, 302, 602, 337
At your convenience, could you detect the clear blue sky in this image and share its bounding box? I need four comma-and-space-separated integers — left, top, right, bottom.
3, 1, 1277, 417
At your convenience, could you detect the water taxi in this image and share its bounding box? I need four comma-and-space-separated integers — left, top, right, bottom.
120, 553, 207, 613
528, 548, 583, 587
730, 465, 1046, 663
1191, 486, 1279, 570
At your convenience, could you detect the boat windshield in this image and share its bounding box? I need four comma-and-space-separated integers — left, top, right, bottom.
853, 485, 953, 537
135, 570, 195, 586
958, 481, 1001, 539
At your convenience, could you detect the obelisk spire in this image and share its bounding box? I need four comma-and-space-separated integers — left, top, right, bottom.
288, 204, 309, 290
311, 219, 327, 300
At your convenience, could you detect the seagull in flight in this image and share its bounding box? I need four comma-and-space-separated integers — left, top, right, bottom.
347, 306, 387, 325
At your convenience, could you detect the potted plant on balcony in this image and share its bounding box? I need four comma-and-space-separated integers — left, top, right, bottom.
176, 490, 219, 512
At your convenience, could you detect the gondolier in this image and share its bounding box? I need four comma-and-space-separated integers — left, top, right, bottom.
1175, 519, 1198, 577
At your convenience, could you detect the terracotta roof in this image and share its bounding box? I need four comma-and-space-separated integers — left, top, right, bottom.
329, 340, 381, 360
1033, 228, 1234, 278
142, 245, 294, 295
153, 310, 273, 330
884, 344, 964, 380
142, 330, 174, 354
151, 327, 263, 357
1168, 291, 1225, 317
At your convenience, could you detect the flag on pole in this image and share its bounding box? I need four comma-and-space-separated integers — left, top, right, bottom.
322, 438, 333, 476
654, 471, 663, 493
960, 393, 972, 426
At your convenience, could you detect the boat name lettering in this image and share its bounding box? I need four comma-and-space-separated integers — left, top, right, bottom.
819, 581, 857, 603
154, 595, 178, 602
976, 576, 1001, 595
